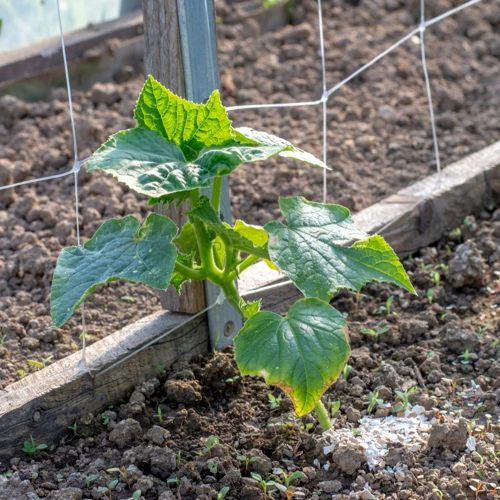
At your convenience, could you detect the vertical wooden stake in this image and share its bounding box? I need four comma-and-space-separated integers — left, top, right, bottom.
141, 0, 242, 348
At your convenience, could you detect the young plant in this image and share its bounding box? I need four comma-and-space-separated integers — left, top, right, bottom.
107, 465, 138, 490
218, 486, 230, 499
237, 454, 260, 474
268, 393, 282, 410
203, 435, 220, 456
22, 435, 48, 457
393, 386, 417, 413
367, 391, 383, 414
251, 472, 276, 498
269, 470, 305, 499
49, 76, 414, 431
85, 474, 100, 489
327, 398, 341, 417
360, 322, 390, 339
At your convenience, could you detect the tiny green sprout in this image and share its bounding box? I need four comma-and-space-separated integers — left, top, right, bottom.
342, 364, 352, 380
218, 486, 230, 499
17, 367, 28, 379
68, 422, 78, 436
176, 450, 181, 468
22, 435, 48, 457
0, 335, 5, 345
367, 391, 383, 414
85, 473, 100, 489
473, 451, 485, 465
431, 271, 441, 287
427, 288, 434, 304
132, 490, 142, 500
269, 470, 305, 499
460, 349, 471, 364
449, 226, 462, 241
97, 479, 119, 500
120, 295, 135, 303
107, 465, 138, 490
360, 323, 390, 339
167, 477, 180, 486
101, 413, 109, 426
251, 472, 276, 498
154, 406, 163, 424
237, 454, 260, 473
378, 295, 394, 316
207, 460, 220, 475
432, 489, 444, 500
203, 435, 220, 456
327, 398, 341, 417
268, 393, 282, 410
393, 386, 417, 413
226, 375, 240, 384
491, 449, 500, 463
156, 364, 167, 375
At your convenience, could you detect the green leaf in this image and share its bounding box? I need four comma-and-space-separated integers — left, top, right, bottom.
51, 213, 177, 327
148, 190, 190, 207
186, 196, 270, 260
87, 128, 284, 198
235, 127, 328, 169
265, 197, 415, 301
174, 222, 199, 258
170, 252, 196, 294
234, 220, 277, 270
234, 298, 350, 416
240, 298, 261, 319
135, 75, 234, 160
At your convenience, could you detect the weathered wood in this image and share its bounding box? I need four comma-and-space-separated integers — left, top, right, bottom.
0, 311, 209, 465
0, 12, 143, 91
142, 0, 205, 314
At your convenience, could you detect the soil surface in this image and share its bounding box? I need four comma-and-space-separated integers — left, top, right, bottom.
2, 210, 500, 499
1, 0, 500, 388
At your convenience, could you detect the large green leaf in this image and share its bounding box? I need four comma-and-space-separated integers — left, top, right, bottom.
51, 213, 177, 327
234, 298, 349, 416
265, 197, 415, 301
235, 127, 328, 169
86, 128, 285, 198
186, 196, 270, 260
134, 75, 233, 160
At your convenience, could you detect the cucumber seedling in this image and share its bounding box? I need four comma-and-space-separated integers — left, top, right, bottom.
50, 76, 414, 431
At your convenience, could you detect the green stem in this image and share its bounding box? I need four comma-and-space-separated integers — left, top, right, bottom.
314, 400, 332, 431
174, 261, 206, 281
189, 189, 217, 273
228, 254, 260, 280
220, 279, 246, 318
211, 176, 223, 214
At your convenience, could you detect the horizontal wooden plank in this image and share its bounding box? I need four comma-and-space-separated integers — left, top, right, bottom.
0, 312, 209, 464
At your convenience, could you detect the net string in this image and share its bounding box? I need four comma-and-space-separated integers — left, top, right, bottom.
0, 0, 488, 390
55, 0, 88, 371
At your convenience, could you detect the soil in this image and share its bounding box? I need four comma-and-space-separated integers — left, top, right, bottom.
2, 210, 500, 499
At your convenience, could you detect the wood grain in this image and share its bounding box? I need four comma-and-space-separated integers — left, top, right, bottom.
142, 0, 206, 314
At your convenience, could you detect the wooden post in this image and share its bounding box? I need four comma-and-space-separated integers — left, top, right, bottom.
141, 0, 242, 348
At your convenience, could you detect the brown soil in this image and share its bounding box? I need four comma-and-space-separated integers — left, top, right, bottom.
2, 211, 500, 499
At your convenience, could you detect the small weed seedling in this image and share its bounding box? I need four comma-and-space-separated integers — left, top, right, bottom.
431, 271, 441, 287
269, 470, 305, 499
342, 364, 352, 380
377, 295, 394, 316
49, 77, 414, 430
237, 454, 260, 473
107, 465, 138, 490
360, 322, 390, 339
132, 490, 142, 500
22, 435, 48, 457
327, 398, 341, 417
97, 479, 119, 500
393, 386, 417, 413
85, 474, 100, 489
154, 406, 163, 424
167, 477, 181, 487
460, 349, 471, 365
251, 472, 276, 498
156, 364, 167, 375
207, 460, 220, 475
203, 435, 219, 456
218, 486, 230, 499
426, 288, 434, 304
367, 391, 383, 414
268, 393, 282, 410
67, 422, 78, 436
